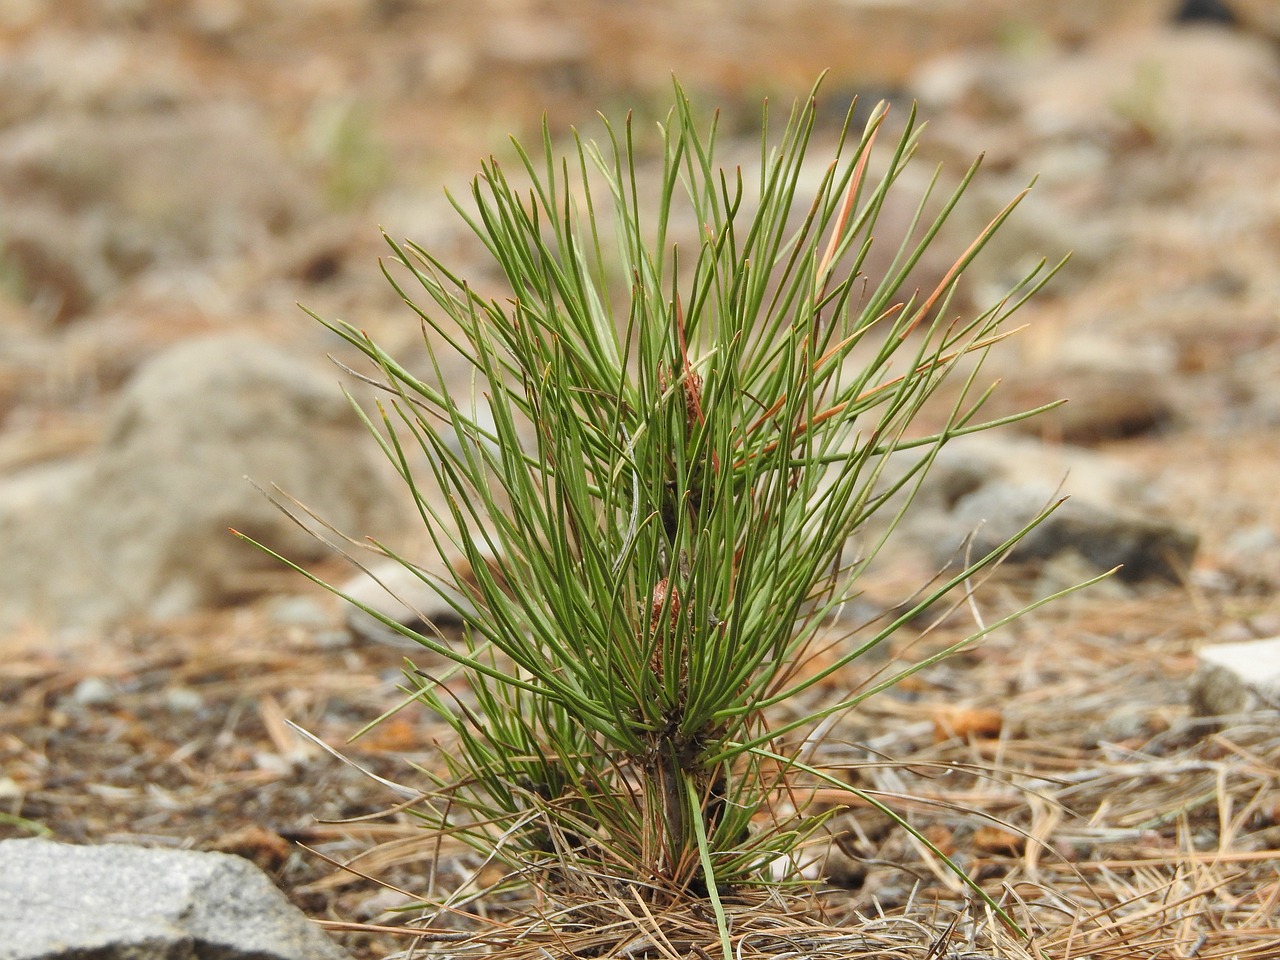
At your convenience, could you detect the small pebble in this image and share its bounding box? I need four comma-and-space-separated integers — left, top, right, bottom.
163, 686, 205, 714
1189, 635, 1280, 716
1097, 706, 1149, 744
353, 887, 416, 921
69, 677, 115, 708
253, 753, 295, 777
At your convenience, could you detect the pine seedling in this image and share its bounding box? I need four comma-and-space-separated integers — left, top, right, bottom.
256, 78, 1079, 937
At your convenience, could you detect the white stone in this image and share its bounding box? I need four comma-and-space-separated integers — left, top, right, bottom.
68, 677, 116, 708
0, 839, 350, 960
1189, 636, 1280, 716
341, 556, 477, 647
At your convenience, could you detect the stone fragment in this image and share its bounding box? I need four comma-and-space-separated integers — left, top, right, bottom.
893, 434, 1152, 519
67, 677, 116, 708
0, 31, 194, 126
866, 434, 1193, 583
1173, 0, 1237, 25
163, 686, 206, 714
267, 594, 334, 628
1189, 636, 1280, 716
0, 335, 404, 628
0, 839, 350, 960
341, 557, 477, 647
0, 103, 316, 259
915, 22, 1280, 163
948, 481, 1198, 583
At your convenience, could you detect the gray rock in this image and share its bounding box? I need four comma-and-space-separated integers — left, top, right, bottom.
1189, 636, 1280, 716
341, 557, 477, 647
947, 481, 1197, 583
1225, 524, 1280, 561
864, 432, 1147, 547
862, 434, 1195, 583
0, 335, 404, 629
163, 686, 207, 715
0, 839, 350, 960
0, 30, 194, 127
904, 434, 1151, 516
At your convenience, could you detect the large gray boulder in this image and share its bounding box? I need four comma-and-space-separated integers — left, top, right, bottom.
0, 334, 404, 628
0, 839, 350, 960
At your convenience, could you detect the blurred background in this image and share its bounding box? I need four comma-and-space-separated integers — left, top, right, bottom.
1, 0, 1279, 635
6, 0, 1280, 631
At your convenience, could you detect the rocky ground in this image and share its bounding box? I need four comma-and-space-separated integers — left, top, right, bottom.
2, 2, 1279, 958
